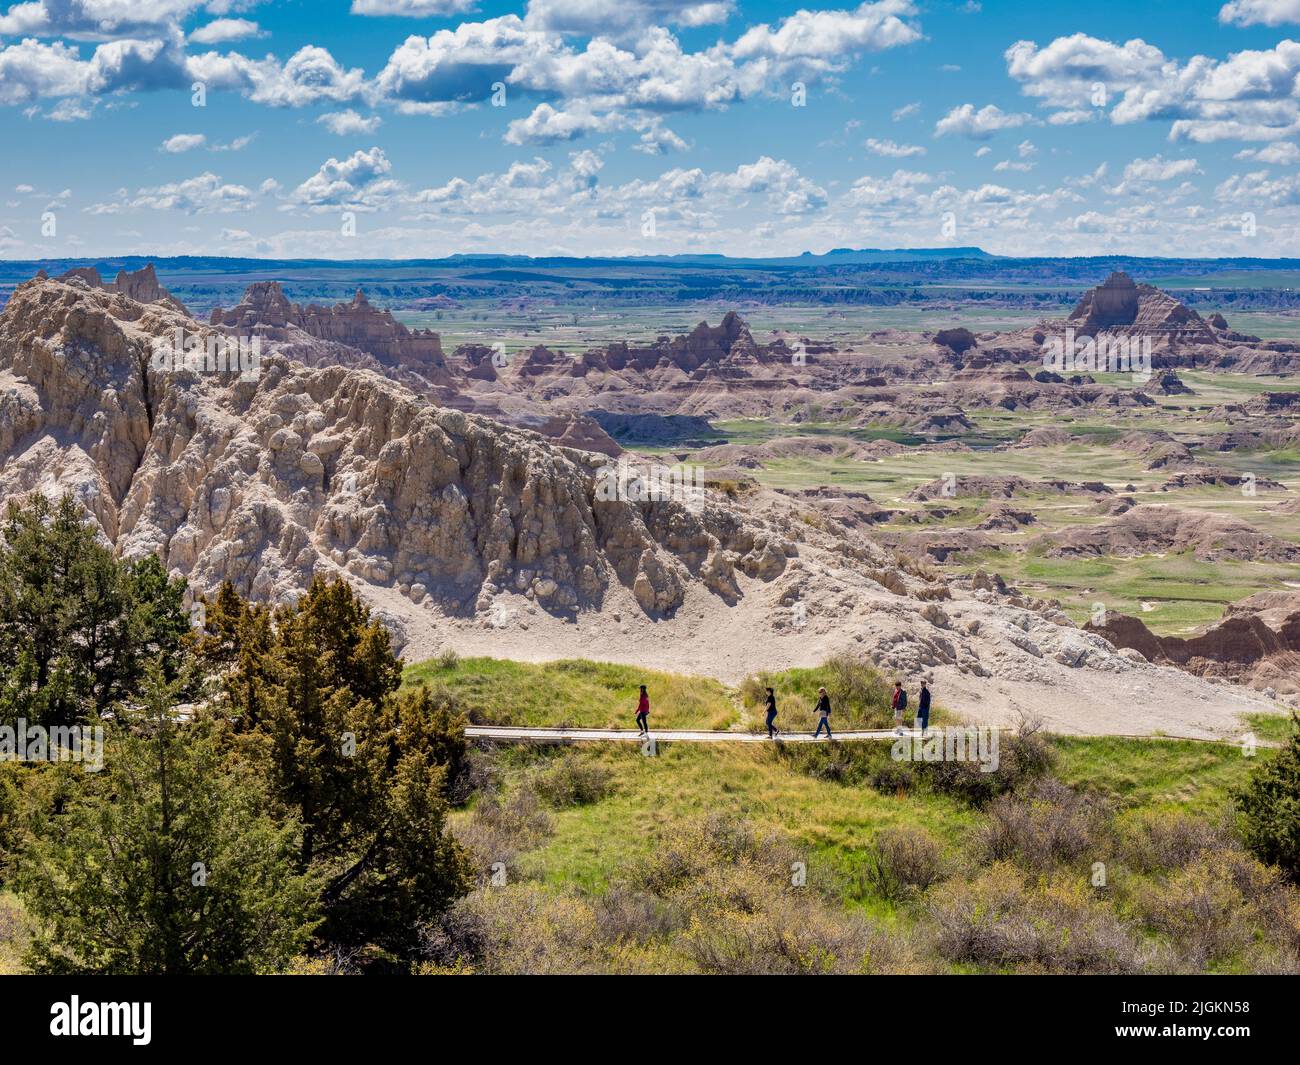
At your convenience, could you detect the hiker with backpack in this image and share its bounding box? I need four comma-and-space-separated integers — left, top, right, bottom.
635, 684, 650, 735
813, 686, 832, 739
917, 680, 931, 735
764, 686, 780, 739
892, 681, 908, 735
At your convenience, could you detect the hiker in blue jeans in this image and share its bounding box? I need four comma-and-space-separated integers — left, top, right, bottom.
813, 687, 832, 739
917, 680, 931, 735
765, 687, 780, 739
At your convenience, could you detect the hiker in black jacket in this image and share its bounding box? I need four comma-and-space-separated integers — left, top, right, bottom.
813, 687, 832, 739
891, 681, 908, 735
917, 680, 932, 735
764, 687, 780, 739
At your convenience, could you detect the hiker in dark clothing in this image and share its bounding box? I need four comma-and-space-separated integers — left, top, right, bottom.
813, 686, 832, 739
891, 681, 908, 735
635, 685, 650, 735
917, 680, 931, 735
764, 687, 780, 739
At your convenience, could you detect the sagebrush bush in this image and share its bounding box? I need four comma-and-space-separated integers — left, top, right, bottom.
861, 828, 948, 902
453, 785, 553, 880
683, 896, 925, 975
1118, 809, 1233, 874
422, 884, 611, 975
533, 754, 615, 807
975, 779, 1111, 872
927, 863, 1145, 974
1133, 851, 1261, 965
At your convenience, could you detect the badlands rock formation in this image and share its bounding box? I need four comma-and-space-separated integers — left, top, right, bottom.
1035, 505, 1300, 563
1087, 591, 1300, 696
53, 263, 190, 316
0, 268, 1282, 737
210, 282, 445, 373
1067, 271, 1217, 346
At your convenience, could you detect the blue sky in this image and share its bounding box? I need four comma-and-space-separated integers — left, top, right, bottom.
2, 0, 1300, 260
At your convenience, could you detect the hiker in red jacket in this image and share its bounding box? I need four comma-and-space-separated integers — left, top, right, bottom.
635, 685, 650, 735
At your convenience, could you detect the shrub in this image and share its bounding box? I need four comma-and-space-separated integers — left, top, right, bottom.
1000, 715, 1056, 786
927, 863, 1144, 974
1234, 713, 1300, 882
975, 779, 1110, 872
1133, 851, 1261, 965
860, 828, 948, 902
453, 785, 553, 880
534, 754, 615, 807
1118, 809, 1233, 874
591, 884, 684, 945
683, 896, 922, 975
421, 884, 605, 975
436, 647, 461, 670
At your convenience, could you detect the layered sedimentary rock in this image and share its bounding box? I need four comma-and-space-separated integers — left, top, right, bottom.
53, 263, 190, 316
1036, 505, 1300, 563
0, 271, 788, 621
1067, 271, 1217, 346
0, 269, 1284, 735
1087, 592, 1300, 694
210, 282, 445, 373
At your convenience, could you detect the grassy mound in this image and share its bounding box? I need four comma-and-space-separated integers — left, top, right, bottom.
403, 656, 739, 730
404, 653, 948, 733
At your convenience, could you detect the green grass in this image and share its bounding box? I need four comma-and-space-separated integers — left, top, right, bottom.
403, 656, 740, 730
483, 742, 983, 900
463, 731, 1270, 909
1051, 736, 1257, 815
969, 547, 1300, 633
1241, 711, 1299, 746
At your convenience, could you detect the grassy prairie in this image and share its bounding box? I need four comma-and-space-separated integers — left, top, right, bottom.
437, 701, 1295, 974
1050, 736, 1259, 815
660, 388, 1300, 632
495, 742, 984, 896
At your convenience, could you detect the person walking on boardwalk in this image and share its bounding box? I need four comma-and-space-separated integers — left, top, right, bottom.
917, 680, 931, 736
813, 686, 832, 739
891, 681, 908, 735
635, 684, 650, 735
764, 686, 780, 739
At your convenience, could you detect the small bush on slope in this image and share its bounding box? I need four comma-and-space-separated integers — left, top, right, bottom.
927, 863, 1146, 975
